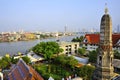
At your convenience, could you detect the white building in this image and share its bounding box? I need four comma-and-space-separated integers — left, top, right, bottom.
83, 34, 120, 51
58, 41, 79, 55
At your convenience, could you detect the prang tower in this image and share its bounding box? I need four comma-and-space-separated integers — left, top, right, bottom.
94, 7, 114, 80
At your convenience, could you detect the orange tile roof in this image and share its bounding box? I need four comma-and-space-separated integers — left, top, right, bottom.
7, 59, 44, 80
84, 34, 120, 46
85, 34, 100, 44
112, 34, 120, 46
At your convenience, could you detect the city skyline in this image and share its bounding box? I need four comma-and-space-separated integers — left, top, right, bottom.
0, 0, 120, 32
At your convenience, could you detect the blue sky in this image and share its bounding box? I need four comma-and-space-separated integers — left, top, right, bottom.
0, 0, 120, 32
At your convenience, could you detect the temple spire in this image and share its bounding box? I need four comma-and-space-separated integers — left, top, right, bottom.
105, 3, 108, 14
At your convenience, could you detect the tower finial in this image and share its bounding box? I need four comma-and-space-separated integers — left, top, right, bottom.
105, 3, 108, 14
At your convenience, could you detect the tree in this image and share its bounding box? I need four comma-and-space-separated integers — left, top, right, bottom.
76, 65, 95, 80
78, 47, 86, 56
88, 50, 97, 63
54, 55, 78, 69
0, 59, 8, 69
32, 42, 45, 54
66, 56, 78, 69
32, 41, 63, 73
71, 36, 84, 43
0, 56, 11, 69
114, 50, 120, 59
22, 56, 31, 64
11, 56, 19, 64
32, 41, 63, 60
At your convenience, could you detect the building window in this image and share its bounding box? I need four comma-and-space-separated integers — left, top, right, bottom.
69, 48, 71, 51
85, 39, 87, 42
75, 50, 77, 53
99, 56, 102, 65
75, 47, 77, 49
66, 49, 68, 51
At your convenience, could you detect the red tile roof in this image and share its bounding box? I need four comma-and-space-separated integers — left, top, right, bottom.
7, 59, 44, 80
85, 34, 100, 44
112, 34, 120, 46
84, 34, 120, 46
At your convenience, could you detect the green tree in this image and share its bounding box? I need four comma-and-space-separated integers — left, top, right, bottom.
32, 42, 45, 54
71, 36, 84, 43
0, 56, 11, 69
66, 56, 78, 69
54, 55, 78, 70
88, 50, 97, 63
0, 59, 8, 69
22, 56, 31, 64
76, 65, 95, 80
32, 41, 63, 73
114, 50, 120, 59
11, 56, 19, 64
32, 41, 63, 60
78, 47, 86, 56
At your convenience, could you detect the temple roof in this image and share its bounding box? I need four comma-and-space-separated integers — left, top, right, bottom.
84, 34, 120, 46
7, 59, 44, 80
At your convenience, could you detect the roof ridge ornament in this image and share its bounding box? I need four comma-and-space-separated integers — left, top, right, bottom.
105, 3, 108, 14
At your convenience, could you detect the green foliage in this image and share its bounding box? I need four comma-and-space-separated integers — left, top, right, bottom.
78, 47, 86, 56
54, 55, 78, 69
32, 41, 63, 73
76, 65, 95, 80
34, 55, 78, 79
0, 59, 9, 69
34, 64, 72, 80
88, 50, 97, 63
0, 55, 30, 70
114, 50, 120, 59
11, 56, 19, 64
22, 56, 31, 64
0, 56, 11, 69
32, 41, 63, 60
71, 36, 84, 42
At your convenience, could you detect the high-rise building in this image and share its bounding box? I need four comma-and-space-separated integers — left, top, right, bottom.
93, 7, 114, 80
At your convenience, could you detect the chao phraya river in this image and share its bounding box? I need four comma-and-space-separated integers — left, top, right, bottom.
0, 34, 82, 56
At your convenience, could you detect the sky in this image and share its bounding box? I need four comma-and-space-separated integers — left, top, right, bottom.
0, 0, 120, 32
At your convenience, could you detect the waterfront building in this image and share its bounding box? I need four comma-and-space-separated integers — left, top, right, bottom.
58, 41, 79, 55
83, 34, 120, 51
93, 7, 114, 80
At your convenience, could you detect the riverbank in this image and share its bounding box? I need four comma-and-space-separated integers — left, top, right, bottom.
0, 34, 82, 56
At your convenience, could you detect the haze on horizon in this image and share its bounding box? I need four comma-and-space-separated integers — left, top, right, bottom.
0, 0, 120, 32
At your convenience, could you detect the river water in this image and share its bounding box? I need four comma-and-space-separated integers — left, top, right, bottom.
0, 34, 82, 56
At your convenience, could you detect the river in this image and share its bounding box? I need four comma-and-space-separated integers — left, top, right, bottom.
0, 34, 83, 56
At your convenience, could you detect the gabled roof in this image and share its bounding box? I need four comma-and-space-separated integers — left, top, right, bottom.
84, 34, 120, 46
84, 34, 100, 44
112, 34, 120, 46
7, 59, 44, 80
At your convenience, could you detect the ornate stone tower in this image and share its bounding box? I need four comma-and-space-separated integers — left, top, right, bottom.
93, 7, 114, 80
